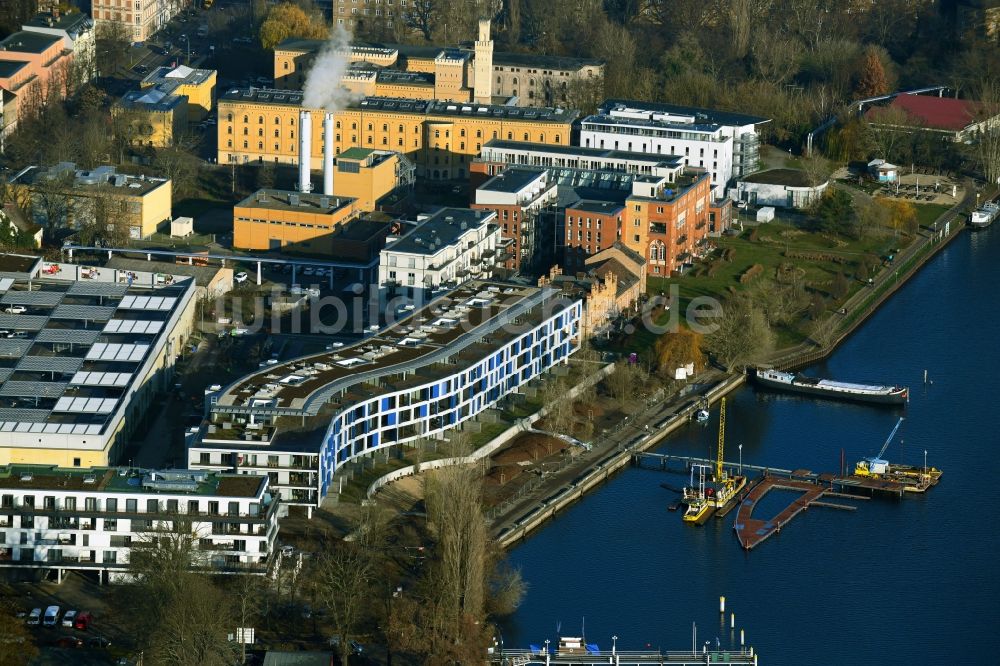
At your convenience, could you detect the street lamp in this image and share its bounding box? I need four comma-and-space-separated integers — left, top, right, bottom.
612, 635, 618, 655
738, 444, 743, 476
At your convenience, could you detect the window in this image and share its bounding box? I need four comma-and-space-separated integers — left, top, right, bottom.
106, 498, 117, 512
103, 518, 117, 531
110, 535, 131, 547
43, 496, 55, 510
242, 127, 248, 136
64, 497, 76, 511
126, 499, 137, 513
243, 140, 248, 149
258, 116, 264, 124
188, 500, 199, 515
274, 129, 279, 137
146, 499, 158, 513
84, 497, 97, 512
103, 551, 117, 564
72, 458, 80, 467
258, 128, 263, 137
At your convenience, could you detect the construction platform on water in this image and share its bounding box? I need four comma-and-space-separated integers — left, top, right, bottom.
492, 648, 758, 665
634, 452, 941, 550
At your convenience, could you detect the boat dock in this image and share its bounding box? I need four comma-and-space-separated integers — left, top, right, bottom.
733, 477, 829, 550
634, 452, 939, 550
491, 648, 757, 665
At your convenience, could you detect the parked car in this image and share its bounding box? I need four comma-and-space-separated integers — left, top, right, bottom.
87, 635, 112, 648
74, 612, 93, 631
54, 635, 83, 648
42, 606, 61, 627
61, 610, 77, 628
26, 608, 41, 625
234, 271, 248, 284
3, 305, 26, 314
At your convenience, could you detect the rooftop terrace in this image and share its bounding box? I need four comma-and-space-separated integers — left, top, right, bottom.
0, 465, 265, 497
236, 189, 356, 214
212, 281, 572, 418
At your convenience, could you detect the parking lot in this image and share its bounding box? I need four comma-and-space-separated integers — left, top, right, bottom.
3, 573, 130, 665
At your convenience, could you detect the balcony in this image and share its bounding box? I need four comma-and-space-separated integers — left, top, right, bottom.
649, 223, 666, 235
676, 234, 688, 246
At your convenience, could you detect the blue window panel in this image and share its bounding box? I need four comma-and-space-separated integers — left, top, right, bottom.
419, 404, 428, 417
381, 397, 392, 410
387, 412, 397, 425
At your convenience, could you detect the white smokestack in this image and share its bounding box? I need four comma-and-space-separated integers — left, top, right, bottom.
298, 110, 312, 193
323, 112, 334, 196
302, 25, 361, 112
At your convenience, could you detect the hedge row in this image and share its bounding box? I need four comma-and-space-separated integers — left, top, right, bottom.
783, 249, 853, 264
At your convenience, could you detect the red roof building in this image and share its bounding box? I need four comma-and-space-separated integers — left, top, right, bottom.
866, 94, 995, 141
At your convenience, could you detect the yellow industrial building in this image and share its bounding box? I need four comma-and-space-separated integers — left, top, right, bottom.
217, 90, 577, 180
233, 189, 359, 254
11, 163, 173, 239
114, 89, 187, 148
139, 64, 217, 122
330, 148, 413, 212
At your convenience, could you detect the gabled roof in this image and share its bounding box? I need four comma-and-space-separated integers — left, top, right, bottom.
869, 95, 983, 132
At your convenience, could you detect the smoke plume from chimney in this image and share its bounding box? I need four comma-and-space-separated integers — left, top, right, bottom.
302, 25, 360, 112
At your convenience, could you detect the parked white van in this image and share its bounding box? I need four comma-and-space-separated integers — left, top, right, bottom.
42, 606, 61, 627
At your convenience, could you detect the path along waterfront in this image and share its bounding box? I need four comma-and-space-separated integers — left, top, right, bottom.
502, 224, 1000, 663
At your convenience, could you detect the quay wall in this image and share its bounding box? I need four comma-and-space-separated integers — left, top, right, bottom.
494, 215, 968, 549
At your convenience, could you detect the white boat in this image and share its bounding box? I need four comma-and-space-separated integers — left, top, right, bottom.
970, 202, 999, 229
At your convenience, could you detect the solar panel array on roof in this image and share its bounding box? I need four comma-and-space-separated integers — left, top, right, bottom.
70, 371, 132, 387
0, 314, 46, 330
0, 290, 62, 306
53, 396, 118, 414
34, 329, 100, 345
0, 408, 50, 423
0, 339, 33, 357
0, 421, 103, 434
104, 319, 164, 335
51, 304, 116, 320
118, 295, 177, 311
16, 356, 84, 374
68, 282, 129, 298
85, 343, 150, 362
0, 381, 66, 398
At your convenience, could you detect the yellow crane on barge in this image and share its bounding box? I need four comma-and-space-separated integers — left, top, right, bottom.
682, 398, 747, 523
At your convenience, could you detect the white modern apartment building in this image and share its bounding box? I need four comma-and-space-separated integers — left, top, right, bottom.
379, 208, 501, 291
0, 466, 279, 583
475, 140, 686, 178
579, 100, 769, 199
92, 0, 179, 43
191, 282, 582, 514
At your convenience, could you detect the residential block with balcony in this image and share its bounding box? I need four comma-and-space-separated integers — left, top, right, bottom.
0, 466, 279, 583
191, 281, 582, 513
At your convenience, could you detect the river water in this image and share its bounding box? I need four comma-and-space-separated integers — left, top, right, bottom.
505, 227, 1000, 663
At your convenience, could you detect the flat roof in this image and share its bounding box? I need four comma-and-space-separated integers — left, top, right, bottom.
0, 465, 264, 497
567, 200, 625, 215
106, 257, 227, 287
354, 97, 579, 123
120, 87, 185, 112
494, 51, 603, 70
0, 254, 41, 276
0, 60, 28, 79
335, 217, 390, 241
212, 280, 569, 419
143, 64, 215, 92
13, 163, 170, 197
478, 167, 547, 194
741, 168, 815, 187
480, 140, 684, 166
236, 189, 356, 214
23, 11, 93, 35
388, 207, 494, 255
376, 69, 434, 86
0, 262, 190, 433
600, 99, 770, 127
221, 87, 303, 106
338, 147, 380, 161
0, 31, 62, 54
582, 112, 722, 134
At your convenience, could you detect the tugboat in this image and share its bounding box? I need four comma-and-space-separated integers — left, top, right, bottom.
753, 368, 908, 405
